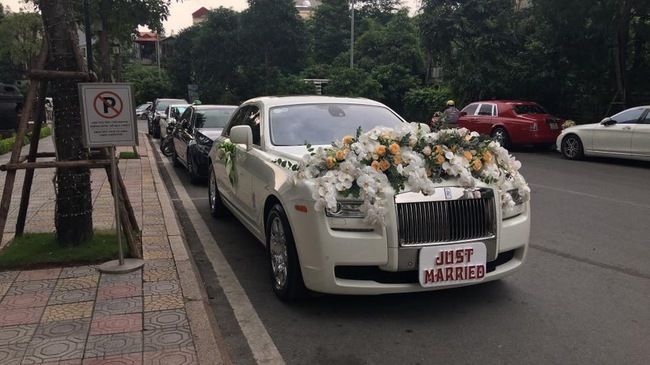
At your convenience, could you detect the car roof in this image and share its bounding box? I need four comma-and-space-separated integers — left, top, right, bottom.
192, 105, 237, 110
242, 95, 383, 108
469, 100, 541, 105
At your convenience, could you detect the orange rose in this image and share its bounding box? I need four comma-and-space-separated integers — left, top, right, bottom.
342, 135, 355, 145
380, 160, 391, 171
434, 145, 443, 155
425, 168, 432, 177
482, 150, 493, 164
464, 151, 473, 161
325, 157, 336, 169
389, 143, 400, 155
473, 159, 482, 171
376, 145, 387, 156
436, 155, 445, 165
371, 160, 381, 170
335, 149, 346, 161
393, 155, 402, 165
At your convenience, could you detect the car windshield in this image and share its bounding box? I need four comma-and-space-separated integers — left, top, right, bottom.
195, 108, 236, 129
269, 103, 404, 146
512, 104, 547, 114
157, 100, 185, 112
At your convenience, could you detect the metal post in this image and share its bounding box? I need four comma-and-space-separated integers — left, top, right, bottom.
350, 0, 355, 69
111, 146, 124, 265
83, 0, 93, 73
156, 32, 161, 79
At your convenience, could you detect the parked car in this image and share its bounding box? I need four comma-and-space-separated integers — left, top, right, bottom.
160, 103, 190, 139
557, 106, 650, 161
171, 104, 237, 182
458, 100, 564, 149
207, 96, 531, 301
148, 98, 188, 138
135, 102, 152, 120
0, 83, 24, 132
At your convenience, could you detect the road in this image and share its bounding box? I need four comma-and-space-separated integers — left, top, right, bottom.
142, 120, 649, 365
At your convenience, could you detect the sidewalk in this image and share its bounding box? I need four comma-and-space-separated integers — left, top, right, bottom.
0, 132, 224, 364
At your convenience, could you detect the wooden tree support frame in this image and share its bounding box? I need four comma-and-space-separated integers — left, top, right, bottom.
0, 32, 142, 259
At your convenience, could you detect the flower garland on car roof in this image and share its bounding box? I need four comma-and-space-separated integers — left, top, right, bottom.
277, 123, 530, 226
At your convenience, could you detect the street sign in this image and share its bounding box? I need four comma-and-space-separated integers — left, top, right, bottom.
79, 83, 138, 147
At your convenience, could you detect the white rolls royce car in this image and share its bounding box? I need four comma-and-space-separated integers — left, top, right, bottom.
208, 96, 531, 301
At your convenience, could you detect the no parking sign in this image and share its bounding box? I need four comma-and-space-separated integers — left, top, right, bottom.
79, 83, 138, 147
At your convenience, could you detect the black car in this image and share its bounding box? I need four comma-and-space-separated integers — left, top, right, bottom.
148, 98, 187, 138
171, 104, 237, 182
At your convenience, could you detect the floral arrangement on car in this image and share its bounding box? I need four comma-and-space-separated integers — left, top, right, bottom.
562, 120, 576, 129
274, 123, 530, 226
215, 140, 237, 187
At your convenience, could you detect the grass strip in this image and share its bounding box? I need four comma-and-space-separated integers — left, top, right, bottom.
0, 230, 130, 270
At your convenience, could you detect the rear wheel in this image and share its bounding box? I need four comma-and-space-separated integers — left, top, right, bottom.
266, 205, 307, 302
491, 127, 511, 149
208, 165, 229, 218
561, 134, 584, 160
160, 136, 173, 156
187, 152, 200, 184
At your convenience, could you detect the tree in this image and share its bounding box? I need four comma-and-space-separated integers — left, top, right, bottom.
0, 11, 44, 72
39, 0, 94, 246
122, 62, 172, 104
308, 0, 351, 65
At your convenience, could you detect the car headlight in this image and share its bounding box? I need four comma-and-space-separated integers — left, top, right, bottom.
325, 201, 365, 218
196, 133, 213, 146
503, 189, 526, 220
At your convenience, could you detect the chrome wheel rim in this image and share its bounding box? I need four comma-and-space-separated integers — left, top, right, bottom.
209, 171, 216, 210
563, 137, 580, 158
269, 216, 288, 288
493, 130, 506, 145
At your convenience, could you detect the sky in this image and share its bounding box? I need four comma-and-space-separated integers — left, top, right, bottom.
1, 0, 421, 36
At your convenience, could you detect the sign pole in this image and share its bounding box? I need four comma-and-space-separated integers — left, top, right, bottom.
111, 145, 124, 266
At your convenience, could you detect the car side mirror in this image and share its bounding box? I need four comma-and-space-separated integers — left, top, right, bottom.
600, 117, 616, 126
460, 111, 467, 117
230, 125, 253, 151
181, 119, 189, 129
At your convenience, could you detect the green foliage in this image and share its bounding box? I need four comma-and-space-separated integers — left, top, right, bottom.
0, 231, 129, 270
402, 85, 454, 123
324, 67, 383, 100
0, 11, 43, 71
308, 0, 351, 65
118, 151, 139, 159
0, 126, 52, 155
122, 62, 172, 104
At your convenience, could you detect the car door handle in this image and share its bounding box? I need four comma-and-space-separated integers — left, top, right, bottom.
623, 126, 632, 130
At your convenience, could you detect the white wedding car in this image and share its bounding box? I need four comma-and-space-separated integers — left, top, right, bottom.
208, 96, 530, 301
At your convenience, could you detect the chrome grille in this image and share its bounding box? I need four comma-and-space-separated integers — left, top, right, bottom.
396, 190, 496, 246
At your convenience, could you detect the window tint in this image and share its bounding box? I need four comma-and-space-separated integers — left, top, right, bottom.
462, 104, 478, 115
224, 105, 261, 146
513, 104, 547, 114
643, 109, 650, 124
477, 104, 493, 116
269, 103, 404, 146
194, 108, 236, 129
613, 108, 646, 124
179, 108, 192, 125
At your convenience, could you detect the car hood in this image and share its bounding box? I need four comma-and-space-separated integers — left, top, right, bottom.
270, 145, 325, 161
561, 123, 598, 133
196, 128, 223, 140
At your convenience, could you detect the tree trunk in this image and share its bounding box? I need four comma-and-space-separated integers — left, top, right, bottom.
39, 1, 93, 246
98, 0, 112, 82
613, 0, 634, 108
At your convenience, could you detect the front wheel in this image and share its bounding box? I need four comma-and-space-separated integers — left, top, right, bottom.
491, 127, 511, 149
561, 134, 584, 160
187, 152, 200, 184
208, 165, 229, 218
266, 205, 307, 302
160, 137, 173, 156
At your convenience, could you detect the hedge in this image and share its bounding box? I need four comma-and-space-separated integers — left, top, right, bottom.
0, 126, 52, 155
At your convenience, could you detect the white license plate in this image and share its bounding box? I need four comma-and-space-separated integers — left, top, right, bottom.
419, 242, 487, 287
550, 123, 558, 129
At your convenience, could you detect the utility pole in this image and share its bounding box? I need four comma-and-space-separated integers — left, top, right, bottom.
83, 0, 93, 72
156, 31, 162, 79
350, 0, 355, 69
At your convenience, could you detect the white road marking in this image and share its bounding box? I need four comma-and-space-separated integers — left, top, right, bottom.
528, 183, 650, 209
163, 159, 286, 365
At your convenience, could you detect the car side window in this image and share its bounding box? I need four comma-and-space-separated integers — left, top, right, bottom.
224, 106, 250, 135
643, 109, 650, 124
462, 104, 478, 116
614, 108, 645, 124
179, 108, 192, 128
244, 106, 261, 146
477, 104, 493, 116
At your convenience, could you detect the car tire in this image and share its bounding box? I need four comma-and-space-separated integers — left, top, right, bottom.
209, 165, 229, 218
266, 204, 307, 302
187, 151, 200, 184
153, 120, 161, 139
171, 144, 181, 168
561, 134, 584, 160
491, 127, 511, 149
147, 120, 153, 135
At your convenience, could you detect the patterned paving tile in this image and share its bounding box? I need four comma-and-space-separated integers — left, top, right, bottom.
144, 259, 175, 269
97, 283, 142, 300
143, 346, 198, 365
6, 279, 56, 295
142, 236, 167, 245
33, 318, 90, 343
93, 297, 143, 316
14, 268, 61, 282
82, 353, 142, 364
90, 314, 142, 335
142, 325, 193, 352
0, 292, 50, 309
144, 294, 184, 312
0, 282, 10, 298
41, 359, 82, 365
143, 267, 177, 282
0, 324, 37, 345
48, 288, 97, 305
0, 342, 28, 365
143, 309, 188, 331
143, 281, 181, 296
42, 302, 94, 322
55, 275, 100, 291
84, 332, 143, 358
60, 266, 97, 279
99, 271, 142, 285
23, 332, 86, 363
0, 307, 45, 326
